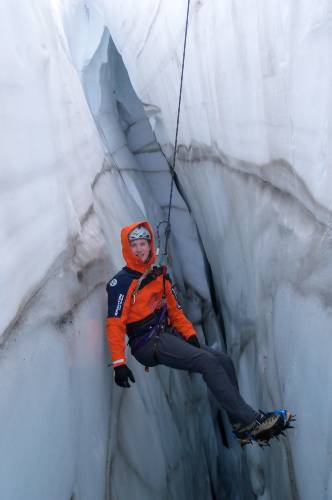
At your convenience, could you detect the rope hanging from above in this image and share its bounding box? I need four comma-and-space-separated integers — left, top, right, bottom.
157, 0, 191, 261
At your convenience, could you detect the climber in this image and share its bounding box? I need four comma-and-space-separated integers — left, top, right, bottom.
105, 221, 294, 446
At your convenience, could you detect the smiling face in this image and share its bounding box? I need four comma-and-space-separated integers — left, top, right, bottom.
129, 238, 151, 263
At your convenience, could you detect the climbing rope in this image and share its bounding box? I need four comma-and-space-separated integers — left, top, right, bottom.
158, 0, 191, 259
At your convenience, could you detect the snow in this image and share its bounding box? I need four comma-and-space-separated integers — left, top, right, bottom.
2, 0, 332, 499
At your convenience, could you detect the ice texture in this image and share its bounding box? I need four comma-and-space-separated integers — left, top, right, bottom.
2, 0, 331, 499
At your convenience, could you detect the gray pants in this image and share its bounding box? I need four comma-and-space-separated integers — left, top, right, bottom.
132, 330, 256, 426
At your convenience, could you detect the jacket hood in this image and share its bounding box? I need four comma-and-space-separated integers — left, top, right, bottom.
121, 220, 156, 273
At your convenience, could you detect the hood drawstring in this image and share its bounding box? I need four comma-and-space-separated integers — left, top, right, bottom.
131, 266, 153, 304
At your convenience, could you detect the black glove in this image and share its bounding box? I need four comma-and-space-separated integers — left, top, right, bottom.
114, 365, 135, 388
188, 335, 200, 348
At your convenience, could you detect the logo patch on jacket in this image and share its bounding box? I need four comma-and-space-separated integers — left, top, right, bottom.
114, 294, 125, 316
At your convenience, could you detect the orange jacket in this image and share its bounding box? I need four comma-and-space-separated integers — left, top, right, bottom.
106, 221, 196, 367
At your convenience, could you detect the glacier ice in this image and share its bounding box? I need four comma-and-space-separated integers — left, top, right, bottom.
0, 1, 228, 500
2, 0, 332, 499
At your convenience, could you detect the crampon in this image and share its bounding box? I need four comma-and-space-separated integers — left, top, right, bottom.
233, 409, 296, 448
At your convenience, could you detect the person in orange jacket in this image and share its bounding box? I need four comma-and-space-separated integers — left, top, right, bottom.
106, 221, 294, 446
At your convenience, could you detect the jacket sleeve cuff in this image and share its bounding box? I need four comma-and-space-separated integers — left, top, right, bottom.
112, 358, 127, 367
181, 330, 197, 340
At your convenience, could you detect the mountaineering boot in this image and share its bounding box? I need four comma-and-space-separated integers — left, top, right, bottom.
250, 409, 295, 445
233, 409, 295, 447
233, 417, 260, 446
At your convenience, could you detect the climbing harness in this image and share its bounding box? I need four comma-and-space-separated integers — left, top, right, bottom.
128, 304, 168, 356
126, 265, 170, 370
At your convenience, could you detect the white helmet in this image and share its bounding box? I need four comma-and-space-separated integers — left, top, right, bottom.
128, 225, 152, 241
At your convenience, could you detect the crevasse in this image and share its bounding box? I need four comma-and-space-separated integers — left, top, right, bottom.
1, 1, 331, 499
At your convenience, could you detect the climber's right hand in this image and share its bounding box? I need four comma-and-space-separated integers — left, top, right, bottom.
114, 365, 135, 388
